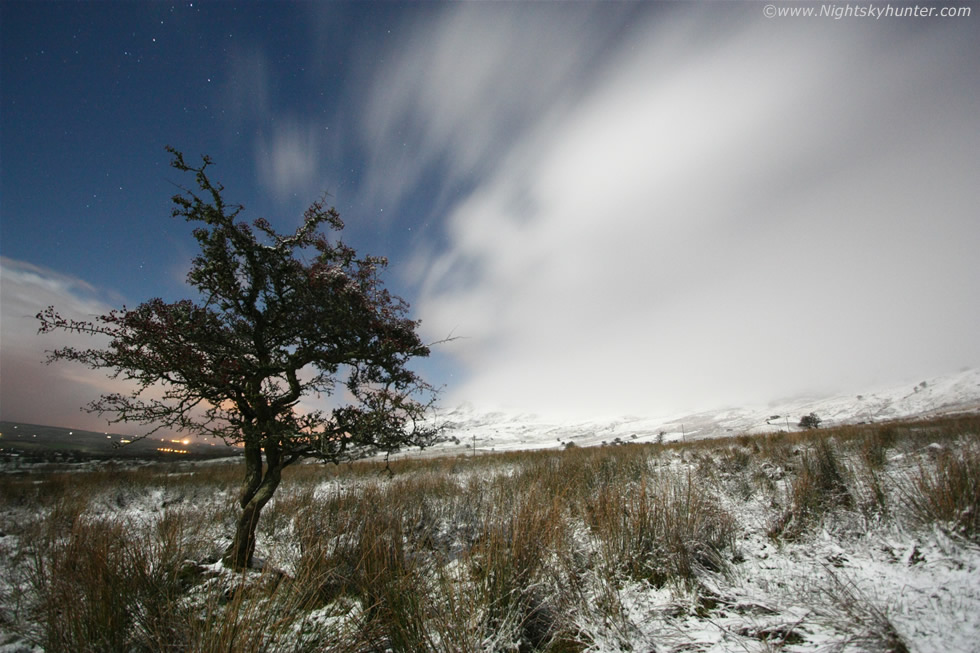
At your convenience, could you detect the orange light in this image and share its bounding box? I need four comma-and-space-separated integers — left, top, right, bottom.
156, 447, 189, 454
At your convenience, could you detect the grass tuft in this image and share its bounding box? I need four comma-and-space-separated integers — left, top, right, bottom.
903, 443, 980, 542
770, 439, 853, 539
587, 471, 737, 588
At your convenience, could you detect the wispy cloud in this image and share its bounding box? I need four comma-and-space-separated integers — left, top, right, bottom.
0, 258, 131, 429
255, 119, 322, 201
360, 5, 980, 418
221, 47, 325, 204
353, 3, 637, 217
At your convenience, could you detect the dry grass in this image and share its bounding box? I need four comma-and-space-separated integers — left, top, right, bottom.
769, 438, 854, 540
902, 442, 980, 542
1, 414, 977, 651
586, 472, 737, 587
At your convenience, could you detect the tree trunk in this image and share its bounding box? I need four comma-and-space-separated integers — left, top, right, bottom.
223, 474, 281, 569
223, 442, 284, 569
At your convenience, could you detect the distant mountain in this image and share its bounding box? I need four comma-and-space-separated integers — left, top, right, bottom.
430, 368, 980, 454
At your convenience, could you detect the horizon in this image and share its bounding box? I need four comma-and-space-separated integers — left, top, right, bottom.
5, 365, 978, 448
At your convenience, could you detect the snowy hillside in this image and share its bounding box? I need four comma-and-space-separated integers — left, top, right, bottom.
431, 368, 980, 454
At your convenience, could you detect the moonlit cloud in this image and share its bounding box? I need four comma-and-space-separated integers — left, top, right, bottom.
354, 3, 637, 216
360, 5, 980, 418
0, 257, 132, 430
255, 119, 322, 200
222, 47, 327, 205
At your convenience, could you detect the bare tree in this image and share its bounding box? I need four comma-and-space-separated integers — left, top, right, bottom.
38, 148, 442, 568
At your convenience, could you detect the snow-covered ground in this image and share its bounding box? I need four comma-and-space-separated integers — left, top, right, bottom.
7, 423, 977, 652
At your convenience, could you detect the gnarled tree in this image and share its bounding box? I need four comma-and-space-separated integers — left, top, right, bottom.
38, 148, 441, 569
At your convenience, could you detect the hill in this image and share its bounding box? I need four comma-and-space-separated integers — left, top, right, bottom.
0, 421, 238, 462
431, 368, 980, 454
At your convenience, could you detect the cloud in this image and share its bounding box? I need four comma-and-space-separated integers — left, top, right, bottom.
366, 6, 980, 418
353, 2, 638, 217
221, 47, 328, 205
0, 257, 135, 430
255, 119, 322, 200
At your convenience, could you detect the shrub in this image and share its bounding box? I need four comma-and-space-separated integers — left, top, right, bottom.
799, 413, 822, 430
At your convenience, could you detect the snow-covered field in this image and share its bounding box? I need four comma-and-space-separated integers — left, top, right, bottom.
1, 375, 978, 652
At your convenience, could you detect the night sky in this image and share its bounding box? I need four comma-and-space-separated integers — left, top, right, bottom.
2, 1, 979, 434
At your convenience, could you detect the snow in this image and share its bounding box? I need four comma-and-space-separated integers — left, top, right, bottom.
428, 368, 980, 454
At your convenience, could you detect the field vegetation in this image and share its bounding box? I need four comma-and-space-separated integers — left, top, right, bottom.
1, 414, 978, 652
